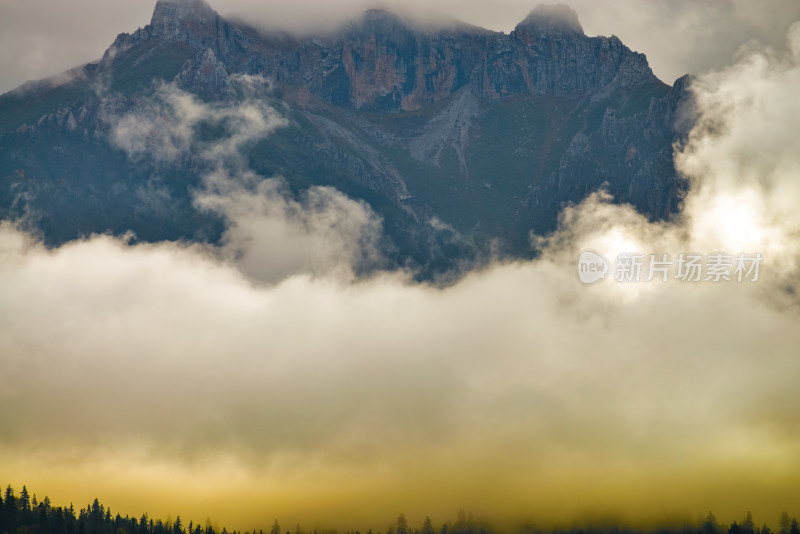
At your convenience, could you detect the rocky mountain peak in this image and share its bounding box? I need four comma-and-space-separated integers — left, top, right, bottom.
345, 9, 416, 36
104, 0, 659, 109
0, 0, 687, 275
515, 4, 584, 36
361, 9, 404, 24
149, 0, 220, 40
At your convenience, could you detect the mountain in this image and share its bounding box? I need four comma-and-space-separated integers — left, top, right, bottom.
0, 0, 692, 277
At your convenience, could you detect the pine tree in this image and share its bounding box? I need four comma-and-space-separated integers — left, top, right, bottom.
91, 500, 102, 521
742, 512, 755, 534
780, 514, 792, 534
396, 515, 408, 534
703, 512, 719, 534
20, 486, 31, 513
270, 520, 281, 534
5, 486, 17, 532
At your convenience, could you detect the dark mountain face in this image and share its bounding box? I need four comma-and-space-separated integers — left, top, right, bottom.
0, 0, 692, 277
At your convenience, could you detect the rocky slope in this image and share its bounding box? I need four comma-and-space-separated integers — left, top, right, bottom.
0, 0, 693, 277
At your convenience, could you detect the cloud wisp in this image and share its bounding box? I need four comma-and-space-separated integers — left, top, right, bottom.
112, 78, 386, 284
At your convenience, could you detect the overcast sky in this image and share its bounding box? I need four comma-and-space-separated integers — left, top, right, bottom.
2, 0, 800, 94
3, 1, 800, 532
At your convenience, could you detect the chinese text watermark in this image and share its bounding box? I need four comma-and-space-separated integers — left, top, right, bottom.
578, 251, 763, 284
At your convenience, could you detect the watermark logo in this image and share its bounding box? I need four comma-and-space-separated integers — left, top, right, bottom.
578, 250, 763, 285
577, 250, 610, 284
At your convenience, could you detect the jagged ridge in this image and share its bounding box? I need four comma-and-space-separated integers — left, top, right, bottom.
111, 1, 659, 110
0, 1, 691, 278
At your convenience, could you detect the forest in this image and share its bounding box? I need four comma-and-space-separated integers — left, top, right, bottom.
1, 485, 799, 534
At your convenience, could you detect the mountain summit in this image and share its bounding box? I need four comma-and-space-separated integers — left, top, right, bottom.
0, 1, 691, 277
131, 1, 658, 109
151, 0, 216, 23
149, 0, 219, 39
516, 4, 584, 35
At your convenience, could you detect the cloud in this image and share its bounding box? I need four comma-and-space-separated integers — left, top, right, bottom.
675, 22, 800, 276
111, 80, 386, 283
0, 208, 799, 527
4, 9, 800, 534
197, 171, 386, 283
3, 0, 800, 94
0, 0, 154, 94
219, 0, 800, 84
112, 77, 287, 165
563, 0, 800, 84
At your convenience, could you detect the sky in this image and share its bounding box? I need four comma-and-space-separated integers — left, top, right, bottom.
2, 1, 800, 533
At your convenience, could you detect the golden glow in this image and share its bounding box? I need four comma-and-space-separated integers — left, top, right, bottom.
689, 191, 776, 254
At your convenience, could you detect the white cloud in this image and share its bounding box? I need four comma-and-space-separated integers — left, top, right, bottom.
112, 81, 385, 283
197, 171, 386, 283
112, 78, 287, 165
677, 21, 800, 276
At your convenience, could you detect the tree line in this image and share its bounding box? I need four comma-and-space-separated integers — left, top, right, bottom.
2, 484, 799, 534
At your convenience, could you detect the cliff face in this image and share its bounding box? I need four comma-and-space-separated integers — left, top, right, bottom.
113, 0, 658, 110
315, 6, 656, 110
0, 0, 692, 277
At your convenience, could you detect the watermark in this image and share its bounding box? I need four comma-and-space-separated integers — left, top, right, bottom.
577, 250, 610, 284
578, 251, 763, 284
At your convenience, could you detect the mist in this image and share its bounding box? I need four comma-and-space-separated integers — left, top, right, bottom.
3, 3, 800, 533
